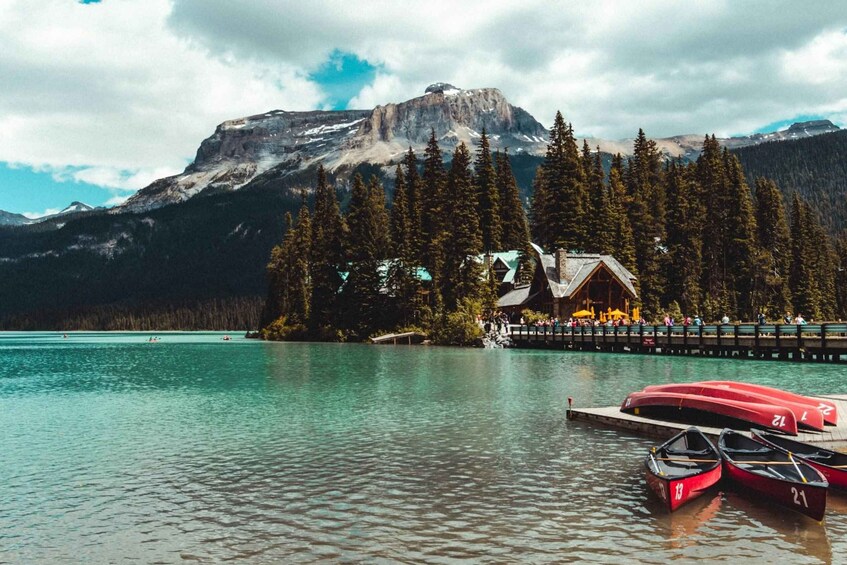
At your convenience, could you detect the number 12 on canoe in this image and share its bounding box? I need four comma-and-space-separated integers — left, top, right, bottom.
772, 414, 787, 429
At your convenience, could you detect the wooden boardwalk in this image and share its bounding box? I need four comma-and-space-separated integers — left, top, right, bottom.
569, 395, 847, 448
370, 331, 427, 345
512, 323, 847, 363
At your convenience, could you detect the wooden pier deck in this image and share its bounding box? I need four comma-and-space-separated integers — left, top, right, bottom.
512, 323, 847, 363
370, 331, 427, 345
569, 395, 847, 448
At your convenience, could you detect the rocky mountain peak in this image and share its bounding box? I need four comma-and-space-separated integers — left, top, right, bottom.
425, 82, 461, 94
122, 85, 548, 212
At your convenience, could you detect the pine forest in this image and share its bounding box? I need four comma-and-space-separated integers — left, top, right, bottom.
262, 114, 847, 343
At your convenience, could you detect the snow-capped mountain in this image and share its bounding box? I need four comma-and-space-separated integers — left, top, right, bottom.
0, 201, 95, 228
57, 201, 94, 215
0, 210, 32, 227
120, 82, 841, 213
121, 84, 548, 212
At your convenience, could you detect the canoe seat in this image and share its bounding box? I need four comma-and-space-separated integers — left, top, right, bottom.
722, 447, 769, 456
665, 448, 713, 456
803, 451, 833, 461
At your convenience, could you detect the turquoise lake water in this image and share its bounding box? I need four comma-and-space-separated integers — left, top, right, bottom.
1, 332, 846, 563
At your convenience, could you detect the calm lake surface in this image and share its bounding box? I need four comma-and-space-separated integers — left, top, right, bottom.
2, 332, 847, 563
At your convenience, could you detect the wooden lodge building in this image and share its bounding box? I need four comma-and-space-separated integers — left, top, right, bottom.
492, 243, 638, 320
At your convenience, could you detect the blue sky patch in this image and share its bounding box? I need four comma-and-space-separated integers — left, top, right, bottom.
0, 164, 115, 216
751, 114, 828, 135
310, 51, 378, 110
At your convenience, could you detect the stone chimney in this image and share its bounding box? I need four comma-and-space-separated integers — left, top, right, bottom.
555, 249, 567, 282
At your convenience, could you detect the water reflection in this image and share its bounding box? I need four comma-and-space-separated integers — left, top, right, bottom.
1, 336, 846, 562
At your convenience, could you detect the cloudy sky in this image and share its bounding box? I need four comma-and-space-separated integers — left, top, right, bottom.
2, 0, 847, 216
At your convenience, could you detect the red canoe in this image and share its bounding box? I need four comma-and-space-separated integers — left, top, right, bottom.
698, 381, 838, 426
621, 391, 799, 435
752, 429, 847, 490
643, 383, 825, 431
645, 427, 722, 512
719, 429, 827, 521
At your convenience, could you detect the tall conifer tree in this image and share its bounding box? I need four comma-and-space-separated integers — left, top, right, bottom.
753, 178, 792, 318
421, 131, 447, 309
474, 129, 502, 252
441, 143, 483, 309
606, 162, 637, 276
664, 161, 702, 315
309, 165, 346, 334
342, 174, 390, 337
403, 147, 423, 263
496, 149, 531, 253
541, 112, 588, 251
627, 128, 666, 319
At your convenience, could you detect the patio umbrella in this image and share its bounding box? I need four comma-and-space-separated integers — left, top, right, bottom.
609, 308, 627, 318
572, 309, 593, 318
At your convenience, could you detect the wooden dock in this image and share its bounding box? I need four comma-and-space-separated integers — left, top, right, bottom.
370, 331, 427, 345
512, 323, 847, 363
569, 395, 847, 448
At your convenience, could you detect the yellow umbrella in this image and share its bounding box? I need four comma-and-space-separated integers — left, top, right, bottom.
572, 309, 593, 318
590, 306, 595, 317
609, 308, 627, 318
600, 312, 606, 322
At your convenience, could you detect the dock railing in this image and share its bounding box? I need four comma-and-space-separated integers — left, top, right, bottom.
509, 323, 847, 362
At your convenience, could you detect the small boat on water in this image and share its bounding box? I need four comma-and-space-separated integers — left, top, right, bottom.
621, 391, 799, 435
643, 383, 825, 431
718, 429, 827, 521
645, 427, 722, 512
751, 429, 847, 490
698, 381, 838, 426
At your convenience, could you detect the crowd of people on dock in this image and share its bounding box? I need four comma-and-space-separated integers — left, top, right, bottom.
513, 311, 817, 328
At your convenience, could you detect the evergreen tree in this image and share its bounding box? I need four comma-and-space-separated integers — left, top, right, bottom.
474, 129, 502, 251
790, 193, 817, 318
835, 233, 847, 320
309, 165, 346, 335
663, 161, 702, 315
390, 164, 412, 262
584, 144, 612, 254
403, 147, 424, 263
723, 152, 760, 319
496, 149, 531, 252
627, 128, 666, 319
388, 164, 422, 327
262, 203, 311, 330
441, 143, 484, 309
606, 161, 637, 276
342, 174, 390, 338
529, 165, 550, 249
540, 112, 588, 251
696, 135, 731, 320
421, 130, 448, 309
753, 177, 792, 319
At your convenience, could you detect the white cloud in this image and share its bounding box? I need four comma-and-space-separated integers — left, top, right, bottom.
169, 0, 847, 138
0, 0, 324, 193
22, 208, 60, 219
3, 0, 847, 208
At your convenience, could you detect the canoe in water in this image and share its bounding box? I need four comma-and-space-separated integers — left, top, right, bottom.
718, 429, 827, 522
645, 427, 722, 512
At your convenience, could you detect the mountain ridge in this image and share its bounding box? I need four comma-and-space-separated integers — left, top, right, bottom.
119, 83, 840, 213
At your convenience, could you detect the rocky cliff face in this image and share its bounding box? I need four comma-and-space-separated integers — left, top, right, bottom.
121, 85, 548, 212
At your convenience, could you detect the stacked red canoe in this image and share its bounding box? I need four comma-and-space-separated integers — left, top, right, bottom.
621, 381, 837, 435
